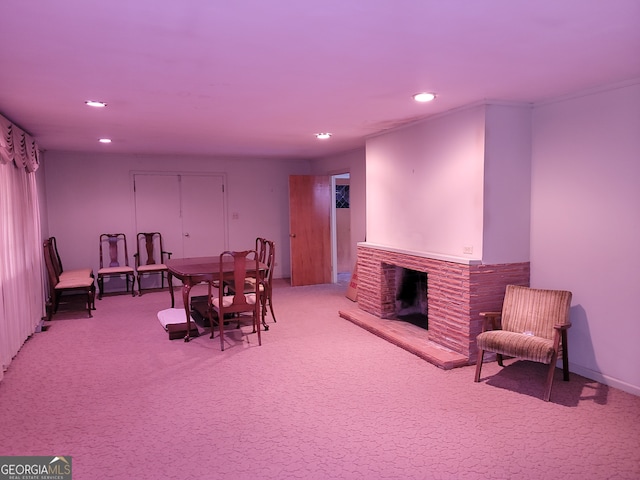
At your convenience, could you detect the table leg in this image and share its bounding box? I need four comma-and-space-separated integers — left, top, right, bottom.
182, 283, 193, 342
168, 272, 175, 308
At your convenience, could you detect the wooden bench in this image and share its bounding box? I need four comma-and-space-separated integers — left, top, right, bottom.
43, 237, 95, 319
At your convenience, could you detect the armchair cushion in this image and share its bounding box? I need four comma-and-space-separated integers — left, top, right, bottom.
476, 331, 555, 364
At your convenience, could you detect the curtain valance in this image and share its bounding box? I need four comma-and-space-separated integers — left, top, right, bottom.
0, 113, 40, 173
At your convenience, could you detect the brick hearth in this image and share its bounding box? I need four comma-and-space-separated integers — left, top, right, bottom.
342, 243, 530, 368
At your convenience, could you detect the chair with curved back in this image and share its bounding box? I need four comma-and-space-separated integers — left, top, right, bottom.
257, 238, 276, 326
43, 238, 95, 319
474, 284, 572, 401
97, 233, 136, 299
227, 237, 276, 330
207, 250, 262, 351
134, 232, 172, 296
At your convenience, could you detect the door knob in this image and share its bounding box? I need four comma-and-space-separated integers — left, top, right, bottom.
184, 233, 190, 237
290, 233, 296, 238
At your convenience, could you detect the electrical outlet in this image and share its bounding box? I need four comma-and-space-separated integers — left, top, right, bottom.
463, 245, 473, 255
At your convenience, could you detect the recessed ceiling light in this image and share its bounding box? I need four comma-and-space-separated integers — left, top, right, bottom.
85, 100, 107, 107
315, 133, 332, 139
99, 138, 112, 143
412, 92, 436, 103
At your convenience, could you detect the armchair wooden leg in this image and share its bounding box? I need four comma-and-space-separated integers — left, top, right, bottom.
544, 365, 555, 402
474, 350, 484, 382
561, 330, 570, 381
544, 351, 560, 402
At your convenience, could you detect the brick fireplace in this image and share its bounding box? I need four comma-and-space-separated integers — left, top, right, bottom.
352, 243, 530, 365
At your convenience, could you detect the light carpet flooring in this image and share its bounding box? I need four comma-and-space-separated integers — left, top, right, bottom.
0, 280, 639, 479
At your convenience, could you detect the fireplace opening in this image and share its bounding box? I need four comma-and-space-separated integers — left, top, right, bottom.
395, 267, 428, 329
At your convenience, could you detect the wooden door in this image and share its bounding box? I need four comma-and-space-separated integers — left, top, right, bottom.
289, 175, 331, 286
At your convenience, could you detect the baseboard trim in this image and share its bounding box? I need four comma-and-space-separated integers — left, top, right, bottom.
569, 363, 640, 397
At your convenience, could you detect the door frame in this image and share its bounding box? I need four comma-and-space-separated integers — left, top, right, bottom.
331, 172, 351, 284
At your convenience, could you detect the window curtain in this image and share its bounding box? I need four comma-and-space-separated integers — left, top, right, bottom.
0, 113, 44, 381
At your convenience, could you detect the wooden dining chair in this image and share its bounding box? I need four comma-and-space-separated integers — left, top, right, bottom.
43, 238, 95, 319
226, 237, 276, 330
207, 250, 262, 351
133, 232, 172, 296
97, 233, 136, 299
257, 238, 276, 326
256, 236, 268, 264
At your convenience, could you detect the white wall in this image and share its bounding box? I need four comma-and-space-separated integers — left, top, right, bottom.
43, 151, 310, 280
531, 81, 640, 394
362, 85, 640, 395
482, 104, 532, 264
365, 105, 486, 257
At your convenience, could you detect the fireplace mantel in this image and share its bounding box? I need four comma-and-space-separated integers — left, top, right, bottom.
359, 242, 483, 266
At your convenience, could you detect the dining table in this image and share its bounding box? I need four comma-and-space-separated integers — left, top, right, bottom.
166, 256, 266, 341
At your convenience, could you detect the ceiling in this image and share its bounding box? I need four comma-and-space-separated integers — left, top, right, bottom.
1, 1, 639, 159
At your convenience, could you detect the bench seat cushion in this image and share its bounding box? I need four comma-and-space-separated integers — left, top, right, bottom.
55, 276, 95, 289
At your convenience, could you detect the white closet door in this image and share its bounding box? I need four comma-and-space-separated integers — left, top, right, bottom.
179, 174, 226, 257
134, 173, 183, 261
134, 173, 226, 262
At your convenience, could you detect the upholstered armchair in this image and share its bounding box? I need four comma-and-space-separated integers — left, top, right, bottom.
474, 285, 572, 401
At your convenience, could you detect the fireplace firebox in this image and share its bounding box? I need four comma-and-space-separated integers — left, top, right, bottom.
395, 267, 428, 330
